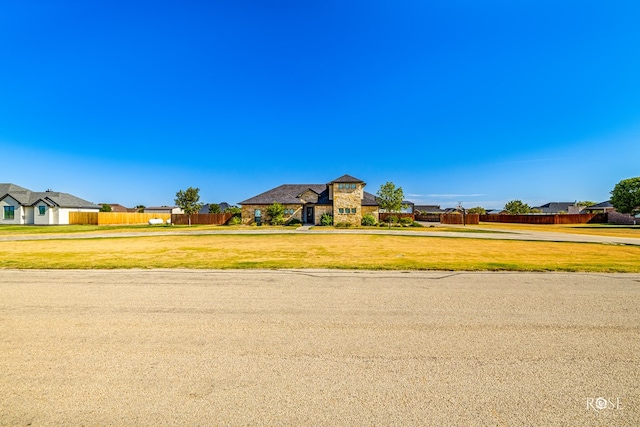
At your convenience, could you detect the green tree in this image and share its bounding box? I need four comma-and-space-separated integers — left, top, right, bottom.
99, 204, 112, 212
467, 206, 486, 215
377, 182, 406, 228
208, 203, 221, 214
224, 206, 242, 216
611, 177, 640, 214
577, 201, 596, 207
504, 200, 531, 215
175, 187, 204, 226
266, 202, 285, 225
135, 205, 145, 213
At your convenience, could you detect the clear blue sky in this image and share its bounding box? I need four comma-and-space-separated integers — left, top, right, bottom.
2, 1, 639, 209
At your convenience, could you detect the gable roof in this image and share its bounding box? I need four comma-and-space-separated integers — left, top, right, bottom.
0, 183, 99, 209
587, 200, 613, 209
240, 184, 330, 205
240, 182, 381, 206
533, 202, 577, 213
329, 174, 364, 184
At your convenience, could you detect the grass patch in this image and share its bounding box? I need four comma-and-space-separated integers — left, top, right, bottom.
1, 234, 639, 272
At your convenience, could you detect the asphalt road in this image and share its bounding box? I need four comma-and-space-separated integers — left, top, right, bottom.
1, 269, 638, 426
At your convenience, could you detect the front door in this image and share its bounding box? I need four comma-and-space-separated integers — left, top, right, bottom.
306, 206, 314, 224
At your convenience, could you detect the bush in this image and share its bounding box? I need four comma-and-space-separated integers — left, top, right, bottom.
399, 217, 413, 225
335, 221, 352, 228
361, 213, 377, 226
266, 202, 285, 225
286, 218, 303, 226
227, 216, 242, 226
320, 213, 333, 226
389, 215, 399, 225
409, 221, 424, 227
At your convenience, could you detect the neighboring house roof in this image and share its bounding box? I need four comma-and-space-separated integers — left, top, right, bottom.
98, 203, 132, 212
198, 202, 231, 214
587, 200, 613, 209
0, 183, 99, 209
146, 206, 178, 210
414, 205, 444, 213
533, 202, 577, 214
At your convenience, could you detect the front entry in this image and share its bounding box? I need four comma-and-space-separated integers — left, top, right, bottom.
306, 206, 314, 224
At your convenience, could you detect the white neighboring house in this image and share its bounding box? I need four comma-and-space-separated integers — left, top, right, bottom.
0, 183, 100, 225
144, 206, 184, 215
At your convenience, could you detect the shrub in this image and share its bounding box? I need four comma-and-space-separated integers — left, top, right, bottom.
335, 221, 352, 228
389, 215, 399, 225
320, 213, 333, 226
266, 202, 285, 225
361, 213, 377, 226
409, 221, 424, 227
227, 216, 242, 226
286, 218, 303, 226
399, 217, 413, 225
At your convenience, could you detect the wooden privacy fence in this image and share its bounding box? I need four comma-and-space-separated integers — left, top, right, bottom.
171, 213, 234, 225
415, 214, 442, 222
69, 212, 171, 225
480, 213, 607, 224
441, 213, 480, 225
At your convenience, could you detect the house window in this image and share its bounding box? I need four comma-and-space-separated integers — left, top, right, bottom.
38, 206, 46, 216
4, 206, 15, 220
351, 208, 357, 214
339, 208, 344, 214
254, 209, 261, 217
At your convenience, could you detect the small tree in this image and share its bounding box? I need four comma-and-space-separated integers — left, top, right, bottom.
467, 206, 486, 215
377, 182, 406, 228
135, 205, 146, 213
610, 177, 640, 215
266, 202, 285, 225
577, 201, 596, 207
175, 187, 204, 226
100, 204, 112, 212
504, 200, 531, 215
224, 206, 242, 216
208, 203, 221, 214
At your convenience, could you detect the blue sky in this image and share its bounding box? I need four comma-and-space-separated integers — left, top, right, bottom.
2, 1, 639, 209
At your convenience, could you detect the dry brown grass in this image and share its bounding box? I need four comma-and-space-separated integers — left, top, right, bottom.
1, 234, 639, 272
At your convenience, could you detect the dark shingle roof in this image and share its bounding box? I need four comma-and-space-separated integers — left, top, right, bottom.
587, 200, 613, 209
533, 202, 576, 214
329, 174, 364, 184
240, 184, 330, 205
241, 182, 380, 206
0, 183, 99, 209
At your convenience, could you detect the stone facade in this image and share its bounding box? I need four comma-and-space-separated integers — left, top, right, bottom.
241, 203, 302, 225
239, 175, 384, 226
314, 205, 333, 225
331, 183, 364, 226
